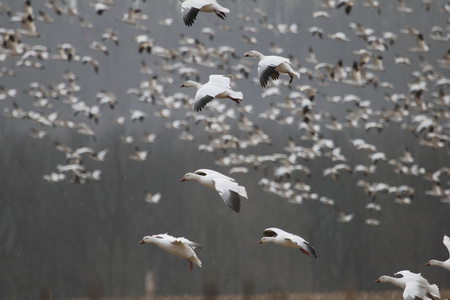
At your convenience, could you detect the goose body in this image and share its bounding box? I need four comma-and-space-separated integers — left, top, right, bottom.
180, 168, 248, 213
180, 75, 243, 111
244, 50, 300, 87
258, 227, 317, 258
180, 0, 230, 27
139, 233, 202, 273
426, 234, 450, 272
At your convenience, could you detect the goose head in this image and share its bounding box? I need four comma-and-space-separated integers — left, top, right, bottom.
180, 80, 198, 88
244, 50, 264, 59
425, 260, 440, 266
180, 172, 195, 182
139, 236, 152, 244
374, 275, 388, 283
374, 275, 404, 287
258, 237, 272, 244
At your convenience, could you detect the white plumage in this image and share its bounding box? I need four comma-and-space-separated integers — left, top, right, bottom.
180, 168, 248, 213
426, 235, 450, 272
375, 270, 440, 300
180, 0, 230, 27
139, 233, 202, 274
244, 50, 300, 87
396, 270, 440, 300
180, 75, 243, 111
258, 227, 317, 258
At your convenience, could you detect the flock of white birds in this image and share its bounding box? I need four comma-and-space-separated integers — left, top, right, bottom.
0, 0, 449, 298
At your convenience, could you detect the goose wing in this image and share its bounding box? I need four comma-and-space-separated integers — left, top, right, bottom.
181, 0, 205, 27
194, 94, 214, 111
286, 235, 317, 258
193, 85, 226, 111
207, 75, 232, 89
213, 177, 242, 213
402, 282, 425, 300
258, 56, 289, 87
444, 235, 450, 257
396, 270, 439, 299
173, 237, 202, 249
153, 233, 175, 240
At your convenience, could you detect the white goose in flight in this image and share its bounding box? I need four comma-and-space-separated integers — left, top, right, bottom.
426, 235, 450, 272
180, 75, 243, 112
139, 233, 202, 274
258, 227, 317, 258
180, 0, 230, 27
180, 168, 248, 213
244, 50, 300, 87
375, 270, 440, 300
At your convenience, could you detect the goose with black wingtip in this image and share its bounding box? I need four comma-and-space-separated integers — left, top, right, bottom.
180, 168, 248, 213
244, 50, 300, 88
258, 227, 317, 258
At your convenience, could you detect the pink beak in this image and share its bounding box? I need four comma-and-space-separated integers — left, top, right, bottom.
180, 176, 186, 182
180, 83, 185, 87
257, 240, 263, 244
139, 240, 145, 244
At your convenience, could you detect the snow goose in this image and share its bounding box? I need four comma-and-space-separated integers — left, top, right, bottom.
327, 31, 351, 42
375, 270, 440, 300
91, 2, 110, 15
180, 168, 248, 213
258, 227, 317, 258
180, 0, 230, 27
244, 50, 300, 87
180, 75, 243, 112
426, 235, 450, 272
336, 0, 354, 15
139, 233, 202, 274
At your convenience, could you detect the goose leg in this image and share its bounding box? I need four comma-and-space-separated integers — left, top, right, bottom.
215, 11, 226, 20
299, 248, 310, 257
187, 260, 193, 274
228, 97, 242, 104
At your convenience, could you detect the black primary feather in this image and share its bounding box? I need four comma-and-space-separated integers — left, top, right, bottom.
183, 7, 199, 27
194, 95, 214, 112
224, 190, 241, 213
259, 65, 277, 87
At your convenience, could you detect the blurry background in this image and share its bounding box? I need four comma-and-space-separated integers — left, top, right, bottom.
0, 0, 449, 298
